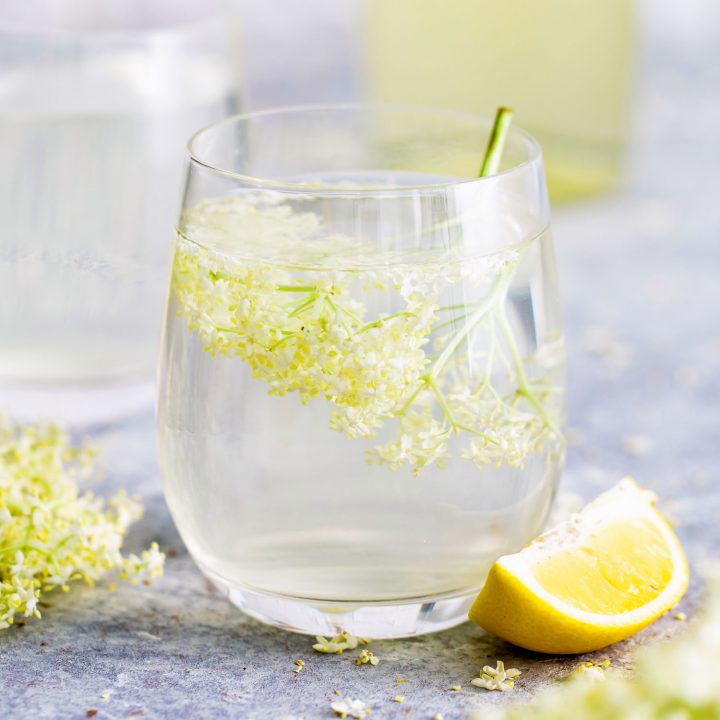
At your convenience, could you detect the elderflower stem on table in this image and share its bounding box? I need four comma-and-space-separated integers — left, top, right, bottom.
0, 419, 164, 629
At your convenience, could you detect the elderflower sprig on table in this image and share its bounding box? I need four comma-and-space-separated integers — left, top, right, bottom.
0, 419, 164, 629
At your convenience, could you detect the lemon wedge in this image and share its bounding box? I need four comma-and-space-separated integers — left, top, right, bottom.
469, 478, 688, 654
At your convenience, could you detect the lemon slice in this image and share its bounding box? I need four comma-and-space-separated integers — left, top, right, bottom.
469, 478, 688, 654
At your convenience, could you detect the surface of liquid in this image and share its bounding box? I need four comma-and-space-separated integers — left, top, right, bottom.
158, 172, 565, 606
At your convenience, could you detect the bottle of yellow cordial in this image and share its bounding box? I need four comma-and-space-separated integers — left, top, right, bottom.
363, 0, 633, 201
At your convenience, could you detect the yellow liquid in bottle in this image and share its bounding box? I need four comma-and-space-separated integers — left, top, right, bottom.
363, 0, 633, 201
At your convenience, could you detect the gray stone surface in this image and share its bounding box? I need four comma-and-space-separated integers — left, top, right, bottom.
1, 3, 719, 719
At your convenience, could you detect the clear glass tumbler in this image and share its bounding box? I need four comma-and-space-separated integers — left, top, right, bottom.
158, 106, 566, 638
0, 0, 240, 425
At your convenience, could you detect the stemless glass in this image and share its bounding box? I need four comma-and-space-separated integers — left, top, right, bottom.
0, 0, 240, 425
157, 105, 566, 638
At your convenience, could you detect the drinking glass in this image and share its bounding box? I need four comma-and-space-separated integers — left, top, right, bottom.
0, 0, 240, 425
158, 105, 566, 638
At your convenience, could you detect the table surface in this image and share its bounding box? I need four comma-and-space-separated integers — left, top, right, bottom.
2, 4, 719, 719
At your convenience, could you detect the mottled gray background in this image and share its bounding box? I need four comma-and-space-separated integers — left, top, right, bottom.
1, 1, 719, 718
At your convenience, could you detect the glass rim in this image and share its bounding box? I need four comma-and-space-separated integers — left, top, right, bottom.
186, 103, 544, 196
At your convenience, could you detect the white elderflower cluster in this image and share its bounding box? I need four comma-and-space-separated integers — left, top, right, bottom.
0, 419, 164, 629
173, 197, 563, 475
370, 409, 452, 474
173, 239, 438, 443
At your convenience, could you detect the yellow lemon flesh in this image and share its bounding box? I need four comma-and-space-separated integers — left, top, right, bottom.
469, 478, 688, 654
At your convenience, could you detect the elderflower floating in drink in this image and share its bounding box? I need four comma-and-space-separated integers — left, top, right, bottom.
157, 106, 566, 638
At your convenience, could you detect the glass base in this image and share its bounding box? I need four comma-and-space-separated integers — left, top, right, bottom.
202, 565, 478, 639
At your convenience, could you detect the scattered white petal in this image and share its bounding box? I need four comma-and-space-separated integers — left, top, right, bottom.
330, 697, 370, 718
471, 660, 521, 692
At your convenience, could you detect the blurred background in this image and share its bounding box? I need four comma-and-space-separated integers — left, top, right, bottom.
0, 0, 718, 494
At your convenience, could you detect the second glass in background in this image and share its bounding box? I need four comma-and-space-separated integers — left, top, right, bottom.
0, 0, 241, 425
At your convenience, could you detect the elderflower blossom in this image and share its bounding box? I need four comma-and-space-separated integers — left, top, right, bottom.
173, 239, 436, 441
369, 410, 451, 475
470, 661, 521, 692
330, 697, 371, 719
356, 649, 379, 666
0, 419, 164, 629
569, 659, 610, 682
312, 631, 368, 654
173, 196, 564, 476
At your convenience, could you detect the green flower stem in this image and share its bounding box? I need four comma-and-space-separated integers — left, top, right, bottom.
333, 108, 514, 254
276, 285, 317, 292
429, 268, 512, 381
398, 383, 425, 415
495, 304, 561, 436
396, 250, 560, 445
479, 107, 513, 177
432, 313, 477, 335
326, 297, 363, 325
288, 294, 318, 317
268, 332, 300, 352
437, 302, 484, 313
0, 543, 52, 559
355, 311, 416, 335
425, 376, 499, 443
425, 375, 459, 427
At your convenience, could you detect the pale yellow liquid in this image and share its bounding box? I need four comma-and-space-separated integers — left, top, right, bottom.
363, 0, 633, 201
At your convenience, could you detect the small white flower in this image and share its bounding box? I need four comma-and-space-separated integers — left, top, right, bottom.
9, 551, 25, 577
356, 649, 379, 666
330, 697, 370, 718
12, 576, 39, 618
570, 662, 607, 682
470, 660, 521, 692
312, 631, 368, 654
